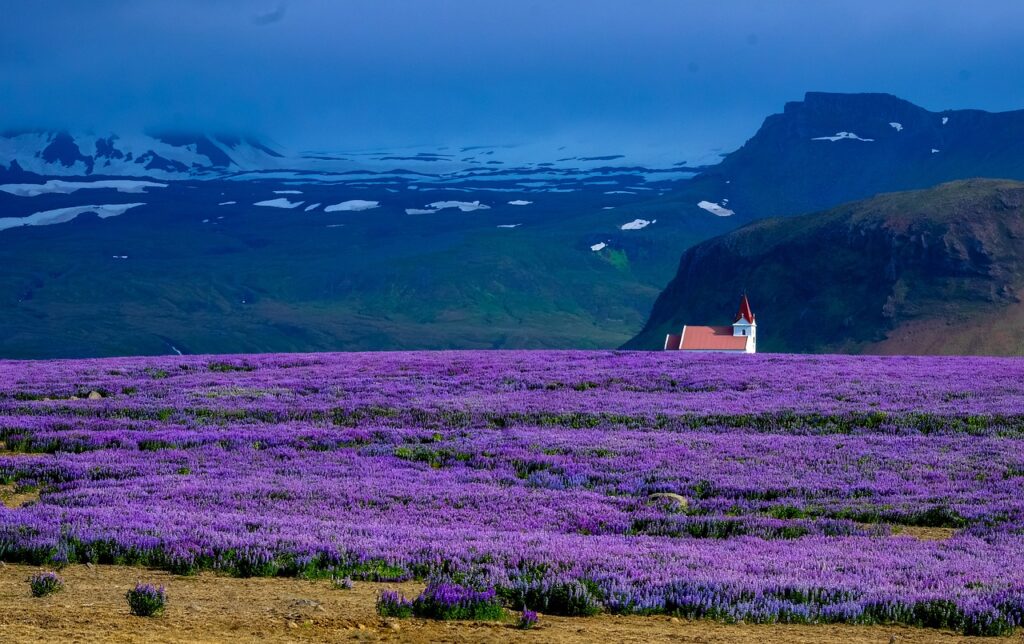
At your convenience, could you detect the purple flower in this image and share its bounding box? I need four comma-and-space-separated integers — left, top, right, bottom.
126, 583, 167, 617
518, 609, 539, 629
376, 590, 413, 618
331, 575, 354, 590
411, 579, 504, 620
1, 351, 1023, 635
29, 572, 64, 597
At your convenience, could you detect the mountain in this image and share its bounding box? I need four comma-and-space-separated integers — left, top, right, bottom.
627, 179, 1024, 355
5, 93, 1024, 358
664, 92, 1024, 223
0, 130, 284, 179
0, 129, 696, 184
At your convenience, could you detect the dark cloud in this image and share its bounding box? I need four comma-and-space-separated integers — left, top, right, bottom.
2, 0, 1024, 154
252, 3, 286, 26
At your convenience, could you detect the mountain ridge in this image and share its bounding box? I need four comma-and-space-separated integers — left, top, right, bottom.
0, 130, 285, 179
670, 91, 1024, 222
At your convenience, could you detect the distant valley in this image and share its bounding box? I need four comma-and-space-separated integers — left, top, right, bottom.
4, 92, 1024, 357
0, 135, 709, 358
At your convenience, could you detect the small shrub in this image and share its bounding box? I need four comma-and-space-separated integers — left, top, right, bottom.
766, 505, 809, 520
345, 559, 409, 581
126, 583, 167, 617
331, 575, 353, 590
551, 580, 602, 616
913, 505, 967, 528
517, 609, 539, 629
376, 590, 413, 618
207, 362, 255, 373
412, 580, 505, 621
505, 579, 603, 617
29, 572, 64, 597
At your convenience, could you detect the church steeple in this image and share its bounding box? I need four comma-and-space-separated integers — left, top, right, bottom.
734, 294, 755, 324
732, 295, 756, 352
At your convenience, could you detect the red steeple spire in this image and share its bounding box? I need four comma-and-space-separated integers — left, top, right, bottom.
734, 294, 754, 324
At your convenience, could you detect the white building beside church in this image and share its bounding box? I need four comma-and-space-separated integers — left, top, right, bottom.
663, 295, 757, 353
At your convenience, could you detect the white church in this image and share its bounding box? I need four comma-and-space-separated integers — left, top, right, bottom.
663, 295, 757, 353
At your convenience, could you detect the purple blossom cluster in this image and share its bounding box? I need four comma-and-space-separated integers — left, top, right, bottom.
28, 571, 64, 597
410, 580, 505, 620
331, 574, 354, 590
376, 589, 413, 618
126, 583, 167, 617
1, 351, 1024, 634
518, 608, 539, 629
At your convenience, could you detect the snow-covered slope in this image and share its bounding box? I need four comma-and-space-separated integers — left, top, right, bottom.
0, 130, 695, 189
0, 131, 285, 179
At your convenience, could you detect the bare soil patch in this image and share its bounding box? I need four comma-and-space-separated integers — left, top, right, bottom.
0, 564, 1014, 643
0, 483, 39, 509
891, 525, 958, 540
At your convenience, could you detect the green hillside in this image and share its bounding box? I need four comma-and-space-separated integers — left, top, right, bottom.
628, 179, 1024, 355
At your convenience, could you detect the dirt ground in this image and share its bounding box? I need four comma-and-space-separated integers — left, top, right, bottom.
889, 525, 957, 540
0, 564, 1017, 643
0, 483, 39, 509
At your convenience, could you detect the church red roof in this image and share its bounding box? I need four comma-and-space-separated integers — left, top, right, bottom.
679, 326, 749, 351
734, 294, 755, 324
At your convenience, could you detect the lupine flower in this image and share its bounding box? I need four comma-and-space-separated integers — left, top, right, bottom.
0, 351, 1023, 635
331, 575, 354, 590
518, 609, 539, 629
377, 590, 413, 618
29, 572, 64, 597
412, 579, 504, 620
126, 583, 167, 617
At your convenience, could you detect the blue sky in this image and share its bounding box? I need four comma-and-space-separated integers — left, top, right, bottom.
4, 1, 1024, 157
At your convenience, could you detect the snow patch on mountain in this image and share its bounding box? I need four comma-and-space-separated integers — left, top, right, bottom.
889, 122, 903, 132
621, 218, 655, 230
324, 200, 379, 212
0, 179, 167, 197
697, 200, 735, 217
401, 200, 491, 215
812, 132, 875, 142
254, 198, 304, 209
0, 203, 145, 232
429, 200, 490, 212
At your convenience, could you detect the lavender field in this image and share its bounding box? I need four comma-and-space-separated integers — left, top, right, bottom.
2, 351, 1024, 635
